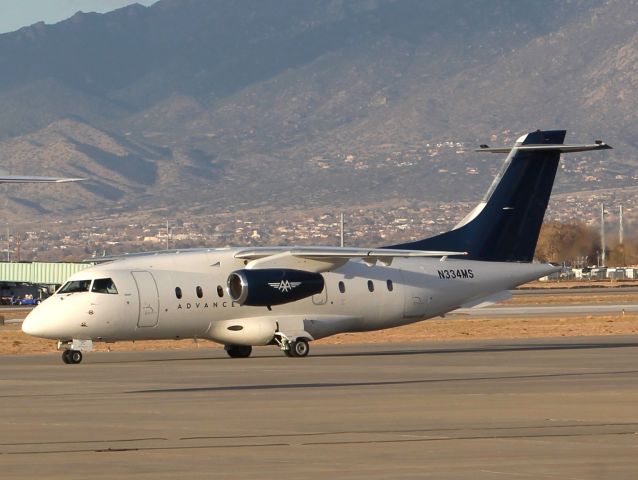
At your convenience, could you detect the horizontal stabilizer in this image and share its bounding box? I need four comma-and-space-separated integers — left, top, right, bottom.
475, 143, 612, 154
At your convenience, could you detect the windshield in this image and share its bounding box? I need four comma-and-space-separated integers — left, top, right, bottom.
59, 280, 91, 294
91, 278, 118, 294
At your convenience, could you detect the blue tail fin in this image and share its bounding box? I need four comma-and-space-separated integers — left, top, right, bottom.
385, 130, 610, 262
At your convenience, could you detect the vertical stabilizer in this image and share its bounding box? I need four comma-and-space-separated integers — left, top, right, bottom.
385, 130, 611, 262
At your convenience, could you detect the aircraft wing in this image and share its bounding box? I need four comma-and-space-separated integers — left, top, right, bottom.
235, 247, 467, 272
0, 176, 85, 183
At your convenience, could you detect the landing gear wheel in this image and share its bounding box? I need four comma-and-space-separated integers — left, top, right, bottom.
290, 339, 309, 358
69, 350, 82, 364
283, 348, 293, 357
70, 350, 82, 364
225, 345, 253, 358
62, 350, 82, 364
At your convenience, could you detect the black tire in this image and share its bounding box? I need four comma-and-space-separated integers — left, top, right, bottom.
283, 348, 293, 357
290, 339, 310, 358
225, 345, 252, 358
61, 350, 71, 364
69, 350, 83, 364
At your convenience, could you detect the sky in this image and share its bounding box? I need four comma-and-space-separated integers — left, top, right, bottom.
0, 0, 158, 34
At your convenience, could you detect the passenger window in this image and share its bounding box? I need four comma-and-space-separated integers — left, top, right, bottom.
59, 280, 91, 293
387, 279, 393, 292
367, 280, 374, 292
175, 287, 182, 299
338, 281, 345, 293
196, 286, 203, 298
91, 278, 118, 294
217, 285, 224, 298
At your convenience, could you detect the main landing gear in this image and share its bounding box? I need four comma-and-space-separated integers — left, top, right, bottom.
224, 337, 311, 359
287, 339, 310, 357
275, 333, 310, 358
224, 345, 253, 358
62, 350, 83, 364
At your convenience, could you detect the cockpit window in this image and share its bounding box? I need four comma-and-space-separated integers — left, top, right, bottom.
59, 280, 92, 294
91, 278, 118, 294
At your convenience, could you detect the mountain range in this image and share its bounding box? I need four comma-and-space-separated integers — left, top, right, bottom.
0, 0, 635, 228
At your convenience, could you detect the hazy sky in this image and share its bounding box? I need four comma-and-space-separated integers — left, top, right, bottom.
0, 0, 158, 34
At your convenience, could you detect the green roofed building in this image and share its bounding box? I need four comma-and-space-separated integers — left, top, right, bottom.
0, 262, 91, 286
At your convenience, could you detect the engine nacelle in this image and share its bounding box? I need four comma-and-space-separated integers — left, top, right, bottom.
227, 268, 325, 306
206, 317, 277, 346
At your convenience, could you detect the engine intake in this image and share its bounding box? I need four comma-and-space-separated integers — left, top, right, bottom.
227, 268, 325, 306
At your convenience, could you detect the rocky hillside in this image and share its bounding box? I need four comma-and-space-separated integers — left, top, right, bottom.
0, 0, 635, 221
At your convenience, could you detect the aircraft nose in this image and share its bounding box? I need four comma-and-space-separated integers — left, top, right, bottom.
21, 311, 42, 337
22, 305, 57, 339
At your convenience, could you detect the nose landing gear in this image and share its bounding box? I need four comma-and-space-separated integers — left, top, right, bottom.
58, 339, 93, 365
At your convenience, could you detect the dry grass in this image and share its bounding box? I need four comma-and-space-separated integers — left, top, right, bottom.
505, 293, 638, 305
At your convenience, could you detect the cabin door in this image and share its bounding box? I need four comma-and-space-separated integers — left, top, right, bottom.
132, 271, 159, 327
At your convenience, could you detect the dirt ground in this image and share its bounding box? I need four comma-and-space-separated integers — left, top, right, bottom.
2, 284, 638, 356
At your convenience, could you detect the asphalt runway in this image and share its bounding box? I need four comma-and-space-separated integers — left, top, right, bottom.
1, 337, 638, 479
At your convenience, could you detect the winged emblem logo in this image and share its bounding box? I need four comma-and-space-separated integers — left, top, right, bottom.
268, 280, 301, 293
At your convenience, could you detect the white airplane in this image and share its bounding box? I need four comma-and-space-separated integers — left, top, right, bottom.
0, 175, 84, 183
21, 130, 611, 364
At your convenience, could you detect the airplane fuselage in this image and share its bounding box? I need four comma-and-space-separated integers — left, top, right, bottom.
24, 247, 555, 345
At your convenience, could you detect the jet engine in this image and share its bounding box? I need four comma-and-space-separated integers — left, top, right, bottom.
227, 268, 325, 306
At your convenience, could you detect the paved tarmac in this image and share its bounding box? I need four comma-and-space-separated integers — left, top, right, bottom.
1, 337, 638, 479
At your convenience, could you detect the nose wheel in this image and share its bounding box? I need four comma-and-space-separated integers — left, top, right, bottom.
61, 350, 83, 364
58, 339, 92, 365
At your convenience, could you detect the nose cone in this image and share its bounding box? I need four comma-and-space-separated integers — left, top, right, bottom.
22, 308, 45, 337
22, 303, 59, 339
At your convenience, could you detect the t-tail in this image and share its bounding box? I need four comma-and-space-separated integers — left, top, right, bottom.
385, 129, 612, 262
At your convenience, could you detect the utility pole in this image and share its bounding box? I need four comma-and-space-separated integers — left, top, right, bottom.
5, 227, 9, 262
619, 205, 626, 265
600, 203, 605, 267
619, 205, 624, 245
340, 212, 345, 247
166, 219, 170, 250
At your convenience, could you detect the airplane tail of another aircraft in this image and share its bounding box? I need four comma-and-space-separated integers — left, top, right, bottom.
385, 130, 611, 262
